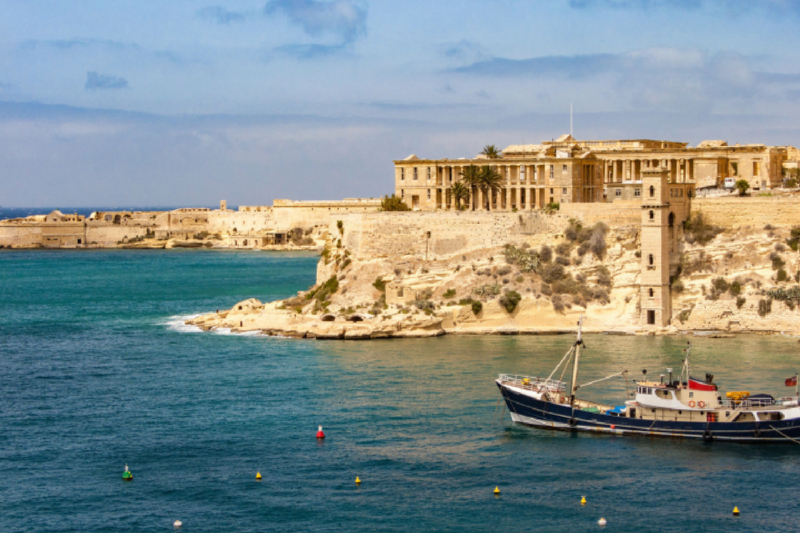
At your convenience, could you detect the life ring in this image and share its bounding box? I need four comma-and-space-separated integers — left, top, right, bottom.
568, 417, 577, 427
703, 429, 714, 442
688, 401, 696, 408
698, 401, 706, 408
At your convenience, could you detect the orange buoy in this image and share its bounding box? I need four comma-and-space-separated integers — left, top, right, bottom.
316, 425, 325, 439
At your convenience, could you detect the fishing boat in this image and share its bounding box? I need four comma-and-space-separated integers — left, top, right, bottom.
496, 316, 800, 443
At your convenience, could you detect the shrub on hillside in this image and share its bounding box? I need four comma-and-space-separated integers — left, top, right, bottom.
499, 290, 522, 313
684, 212, 723, 246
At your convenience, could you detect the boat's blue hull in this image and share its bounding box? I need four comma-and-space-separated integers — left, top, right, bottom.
498, 382, 800, 443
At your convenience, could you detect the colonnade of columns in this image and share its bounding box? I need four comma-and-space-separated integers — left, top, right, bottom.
600, 158, 694, 184
430, 162, 602, 210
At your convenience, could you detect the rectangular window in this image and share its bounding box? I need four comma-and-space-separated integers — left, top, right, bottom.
615, 189, 621, 197
427, 167, 431, 181
550, 188, 554, 194
427, 189, 431, 200
634, 188, 641, 197
562, 165, 567, 173
520, 167, 526, 180
549, 165, 554, 179
401, 168, 405, 181
562, 188, 567, 194
413, 168, 418, 180
401, 189, 404, 198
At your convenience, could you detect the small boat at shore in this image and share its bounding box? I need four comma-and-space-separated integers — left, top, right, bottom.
496, 316, 800, 443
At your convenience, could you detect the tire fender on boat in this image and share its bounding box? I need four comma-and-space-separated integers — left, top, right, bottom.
703, 429, 714, 442
568, 417, 577, 427
754, 426, 761, 437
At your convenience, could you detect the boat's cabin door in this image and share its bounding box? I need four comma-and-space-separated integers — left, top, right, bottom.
629, 408, 636, 419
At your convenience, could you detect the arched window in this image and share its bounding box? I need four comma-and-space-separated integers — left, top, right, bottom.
668, 212, 675, 228
649, 288, 654, 297
649, 210, 654, 220
649, 254, 654, 266
649, 185, 655, 197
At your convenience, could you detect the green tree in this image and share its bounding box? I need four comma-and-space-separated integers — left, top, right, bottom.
735, 179, 750, 197
481, 145, 502, 159
459, 165, 483, 210
380, 194, 410, 211
449, 181, 470, 210
479, 165, 505, 210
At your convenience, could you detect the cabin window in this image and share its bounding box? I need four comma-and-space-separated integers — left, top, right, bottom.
651, 409, 656, 413
689, 392, 694, 398
678, 411, 682, 414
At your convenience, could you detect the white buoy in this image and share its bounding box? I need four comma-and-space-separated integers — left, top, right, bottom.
598, 517, 607, 526
174, 520, 183, 528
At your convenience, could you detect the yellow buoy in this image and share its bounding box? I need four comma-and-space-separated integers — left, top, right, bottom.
581, 496, 587, 505
355, 476, 361, 484
733, 506, 740, 516
494, 486, 500, 495
256, 472, 262, 480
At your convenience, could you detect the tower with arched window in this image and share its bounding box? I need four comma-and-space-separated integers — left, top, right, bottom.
640, 162, 671, 327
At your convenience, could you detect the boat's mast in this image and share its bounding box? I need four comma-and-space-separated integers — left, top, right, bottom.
682, 342, 691, 385
570, 315, 584, 406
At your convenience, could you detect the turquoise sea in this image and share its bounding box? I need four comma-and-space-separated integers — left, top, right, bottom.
2, 249, 800, 532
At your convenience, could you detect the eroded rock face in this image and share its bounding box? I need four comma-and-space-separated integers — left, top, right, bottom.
186, 215, 800, 339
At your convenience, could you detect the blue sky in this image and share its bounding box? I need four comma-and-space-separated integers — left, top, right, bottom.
3, 0, 800, 207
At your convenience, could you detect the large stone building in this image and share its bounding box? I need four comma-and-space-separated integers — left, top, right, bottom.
394, 134, 788, 211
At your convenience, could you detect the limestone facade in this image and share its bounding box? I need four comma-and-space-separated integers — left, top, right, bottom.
394, 134, 787, 211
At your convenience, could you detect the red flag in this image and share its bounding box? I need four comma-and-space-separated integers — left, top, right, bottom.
786, 375, 797, 387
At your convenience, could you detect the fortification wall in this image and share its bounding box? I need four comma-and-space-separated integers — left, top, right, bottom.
335, 212, 571, 261
86, 224, 152, 247
560, 201, 641, 226
693, 196, 800, 228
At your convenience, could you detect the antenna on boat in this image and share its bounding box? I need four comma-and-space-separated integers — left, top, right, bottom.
569, 315, 584, 406
682, 341, 691, 387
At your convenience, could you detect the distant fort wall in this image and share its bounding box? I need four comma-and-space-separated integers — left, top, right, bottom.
0, 199, 382, 249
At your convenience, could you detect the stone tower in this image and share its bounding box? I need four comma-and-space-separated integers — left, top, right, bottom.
220, 200, 227, 211
640, 163, 671, 327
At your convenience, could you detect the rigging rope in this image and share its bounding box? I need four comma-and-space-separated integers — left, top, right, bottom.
769, 425, 800, 445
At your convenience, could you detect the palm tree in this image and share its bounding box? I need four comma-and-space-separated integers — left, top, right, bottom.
459, 165, 482, 210
481, 145, 502, 159
479, 166, 505, 211
449, 182, 470, 210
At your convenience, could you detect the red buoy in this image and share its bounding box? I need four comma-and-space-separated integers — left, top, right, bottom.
316, 425, 325, 439
610, 424, 616, 430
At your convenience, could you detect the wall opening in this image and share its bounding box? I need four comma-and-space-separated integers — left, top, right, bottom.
647, 310, 656, 325
649, 254, 654, 266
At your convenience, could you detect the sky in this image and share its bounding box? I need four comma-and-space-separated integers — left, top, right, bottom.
3, 0, 800, 207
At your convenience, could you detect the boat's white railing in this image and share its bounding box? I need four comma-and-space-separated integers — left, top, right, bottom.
498, 374, 566, 393
718, 398, 780, 409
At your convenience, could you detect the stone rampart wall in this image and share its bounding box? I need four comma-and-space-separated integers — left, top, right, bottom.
336, 212, 571, 260
693, 196, 800, 228
560, 201, 641, 226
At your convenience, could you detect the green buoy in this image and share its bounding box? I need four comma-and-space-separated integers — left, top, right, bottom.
123, 464, 133, 481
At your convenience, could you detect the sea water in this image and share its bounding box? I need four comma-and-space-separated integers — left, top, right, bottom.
1, 249, 799, 532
